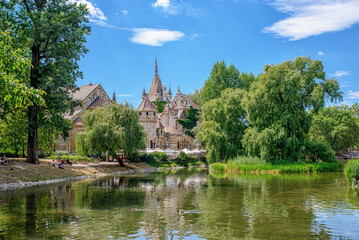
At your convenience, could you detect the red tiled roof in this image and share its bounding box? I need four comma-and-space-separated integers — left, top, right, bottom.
137, 98, 158, 112
164, 126, 181, 135
182, 94, 199, 109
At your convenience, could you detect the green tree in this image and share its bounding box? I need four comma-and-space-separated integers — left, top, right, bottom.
0, 31, 44, 120
178, 107, 199, 138
0, 110, 28, 157
76, 103, 146, 167
153, 98, 166, 113
242, 56, 342, 162
189, 89, 201, 107
1, 0, 91, 164
200, 60, 256, 104
309, 106, 359, 153
197, 88, 247, 162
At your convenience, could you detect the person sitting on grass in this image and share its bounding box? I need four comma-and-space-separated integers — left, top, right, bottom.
59, 160, 65, 170
66, 159, 72, 166
51, 160, 56, 167
1, 154, 9, 166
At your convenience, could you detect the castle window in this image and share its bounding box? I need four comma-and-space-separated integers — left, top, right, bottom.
154, 113, 156, 116
146, 112, 149, 115
139, 112, 141, 116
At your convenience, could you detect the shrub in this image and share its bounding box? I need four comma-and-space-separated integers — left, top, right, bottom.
302, 140, 337, 163
344, 159, 359, 184
152, 151, 168, 162
138, 153, 160, 167
176, 152, 196, 167
38, 151, 48, 159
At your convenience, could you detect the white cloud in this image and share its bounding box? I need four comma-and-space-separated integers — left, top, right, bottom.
348, 90, 359, 99
333, 70, 351, 77
264, 0, 359, 40
70, 0, 112, 27
117, 94, 133, 97
318, 51, 325, 56
121, 10, 128, 15
190, 32, 206, 40
151, 0, 206, 17
130, 28, 184, 46
152, 0, 170, 8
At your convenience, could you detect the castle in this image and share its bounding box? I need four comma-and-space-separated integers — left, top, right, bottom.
137, 58, 198, 150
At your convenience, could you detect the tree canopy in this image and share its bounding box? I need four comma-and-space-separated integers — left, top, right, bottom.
1, 0, 91, 163
242, 57, 342, 162
309, 106, 359, 153
200, 60, 256, 104
76, 103, 146, 166
197, 88, 247, 162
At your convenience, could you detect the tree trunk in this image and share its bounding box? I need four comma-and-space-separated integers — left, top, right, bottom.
27, 45, 40, 164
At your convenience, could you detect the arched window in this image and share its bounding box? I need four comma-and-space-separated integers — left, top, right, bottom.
139, 112, 141, 115
146, 112, 149, 115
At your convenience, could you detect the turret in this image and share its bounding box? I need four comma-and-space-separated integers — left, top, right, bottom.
142, 87, 147, 101
112, 91, 117, 103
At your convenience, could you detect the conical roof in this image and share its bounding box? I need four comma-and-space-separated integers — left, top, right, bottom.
137, 97, 158, 112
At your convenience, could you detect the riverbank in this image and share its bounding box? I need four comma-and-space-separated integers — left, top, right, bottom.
0, 159, 155, 191
210, 159, 343, 174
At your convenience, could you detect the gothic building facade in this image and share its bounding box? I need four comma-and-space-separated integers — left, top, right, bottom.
137, 59, 198, 150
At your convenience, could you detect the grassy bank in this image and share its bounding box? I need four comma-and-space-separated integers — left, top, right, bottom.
210, 156, 342, 174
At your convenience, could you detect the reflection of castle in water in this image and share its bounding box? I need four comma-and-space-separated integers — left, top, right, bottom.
137, 58, 198, 150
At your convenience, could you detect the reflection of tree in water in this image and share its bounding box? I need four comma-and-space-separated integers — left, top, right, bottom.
0, 171, 358, 239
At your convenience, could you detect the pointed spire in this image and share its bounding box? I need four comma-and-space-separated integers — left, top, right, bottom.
168, 85, 172, 96
177, 86, 181, 95
155, 56, 158, 76
112, 91, 117, 103
142, 87, 146, 96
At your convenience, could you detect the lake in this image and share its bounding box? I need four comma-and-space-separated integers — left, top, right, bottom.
0, 168, 359, 239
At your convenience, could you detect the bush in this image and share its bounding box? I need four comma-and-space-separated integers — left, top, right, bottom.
302, 140, 337, 163
176, 152, 196, 167
344, 159, 359, 184
152, 151, 168, 162
38, 150, 48, 159
138, 153, 160, 167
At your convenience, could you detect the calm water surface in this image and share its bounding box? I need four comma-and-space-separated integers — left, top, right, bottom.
0, 169, 359, 239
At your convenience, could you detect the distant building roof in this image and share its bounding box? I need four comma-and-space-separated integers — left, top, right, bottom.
87, 96, 105, 109
156, 121, 164, 129
164, 126, 181, 135
137, 97, 158, 112
72, 83, 99, 101
72, 116, 85, 126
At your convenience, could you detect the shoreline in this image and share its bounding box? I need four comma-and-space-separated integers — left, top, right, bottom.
0, 166, 159, 191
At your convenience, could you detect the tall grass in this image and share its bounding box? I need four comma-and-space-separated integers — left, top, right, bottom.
344, 159, 359, 184
210, 156, 342, 174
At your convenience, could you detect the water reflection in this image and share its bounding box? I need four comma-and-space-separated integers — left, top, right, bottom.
0, 169, 358, 239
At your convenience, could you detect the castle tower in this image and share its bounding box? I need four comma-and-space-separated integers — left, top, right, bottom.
148, 57, 166, 102
142, 87, 147, 101
112, 91, 117, 103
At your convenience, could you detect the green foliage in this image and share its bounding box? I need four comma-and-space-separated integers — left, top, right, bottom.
153, 99, 166, 113
178, 107, 199, 138
198, 88, 247, 162
0, 110, 27, 157
189, 89, 202, 107
1, 0, 91, 163
0, 31, 44, 120
344, 159, 359, 184
138, 154, 160, 167
232, 156, 266, 165
47, 154, 94, 162
200, 60, 256, 104
210, 161, 341, 174
309, 106, 359, 153
152, 151, 168, 162
76, 103, 146, 162
242, 56, 342, 162
176, 152, 197, 166
302, 140, 337, 163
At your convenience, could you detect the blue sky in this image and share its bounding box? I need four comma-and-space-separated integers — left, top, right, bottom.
73, 0, 359, 107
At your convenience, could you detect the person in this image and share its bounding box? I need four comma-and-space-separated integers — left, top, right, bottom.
51, 160, 56, 167
59, 160, 65, 170
2, 154, 9, 166
0, 156, 4, 165
66, 159, 72, 166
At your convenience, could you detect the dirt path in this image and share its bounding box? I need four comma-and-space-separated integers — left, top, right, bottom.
0, 159, 153, 190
